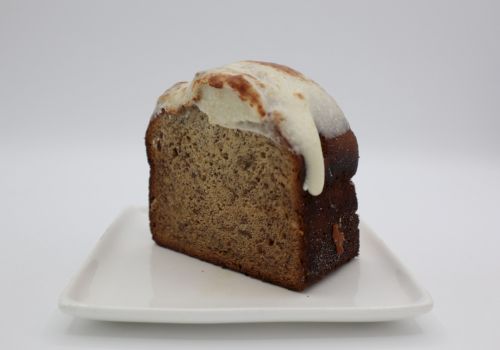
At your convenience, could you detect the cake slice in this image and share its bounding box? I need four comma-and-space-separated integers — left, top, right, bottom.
146, 61, 359, 291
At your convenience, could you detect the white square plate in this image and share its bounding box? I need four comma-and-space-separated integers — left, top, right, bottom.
59, 206, 432, 323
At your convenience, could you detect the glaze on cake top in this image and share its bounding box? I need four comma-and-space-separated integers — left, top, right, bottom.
153, 61, 350, 195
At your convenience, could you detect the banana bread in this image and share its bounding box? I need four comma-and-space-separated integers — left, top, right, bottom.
146, 61, 359, 291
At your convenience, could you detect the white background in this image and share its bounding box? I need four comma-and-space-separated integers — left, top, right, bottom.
1, 0, 499, 348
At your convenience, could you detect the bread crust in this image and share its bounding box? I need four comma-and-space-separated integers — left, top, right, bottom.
301, 131, 359, 288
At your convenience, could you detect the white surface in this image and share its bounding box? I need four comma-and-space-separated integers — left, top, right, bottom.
59, 207, 432, 323
1, 0, 499, 349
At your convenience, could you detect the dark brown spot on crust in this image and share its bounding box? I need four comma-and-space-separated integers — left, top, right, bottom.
294, 92, 304, 100
332, 223, 345, 255
207, 75, 224, 89
225, 75, 266, 116
248, 61, 307, 80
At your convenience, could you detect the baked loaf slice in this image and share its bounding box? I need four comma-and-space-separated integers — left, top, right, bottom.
146, 61, 359, 291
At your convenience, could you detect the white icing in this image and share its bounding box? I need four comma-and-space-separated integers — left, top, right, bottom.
153, 61, 350, 196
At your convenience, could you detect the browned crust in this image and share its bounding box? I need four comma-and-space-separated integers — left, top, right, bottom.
196, 73, 266, 117
247, 61, 307, 80
299, 130, 359, 287
145, 116, 163, 216
207, 75, 224, 89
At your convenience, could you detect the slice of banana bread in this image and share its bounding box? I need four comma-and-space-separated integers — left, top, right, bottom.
145, 61, 359, 291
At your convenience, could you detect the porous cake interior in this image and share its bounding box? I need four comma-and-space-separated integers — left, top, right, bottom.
146, 107, 306, 289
